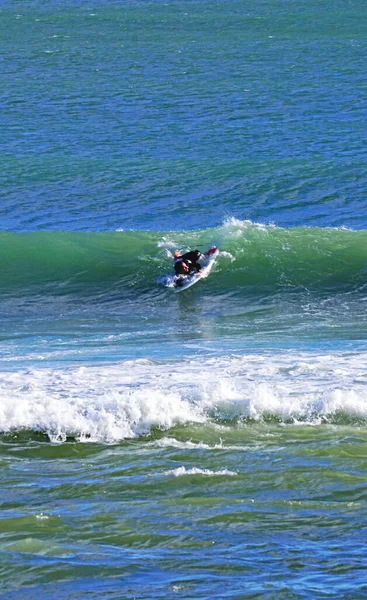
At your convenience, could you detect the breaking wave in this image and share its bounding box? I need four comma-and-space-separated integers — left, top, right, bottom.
1, 352, 366, 443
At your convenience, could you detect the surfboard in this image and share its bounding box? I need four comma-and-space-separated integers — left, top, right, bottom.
174, 247, 218, 292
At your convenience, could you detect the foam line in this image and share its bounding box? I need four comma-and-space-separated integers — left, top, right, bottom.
0, 352, 366, 442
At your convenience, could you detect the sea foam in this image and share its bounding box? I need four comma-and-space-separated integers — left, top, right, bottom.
164, 466, 237, 477
0, 352, 366, 442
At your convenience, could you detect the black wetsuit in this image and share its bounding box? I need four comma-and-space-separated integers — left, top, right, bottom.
174, 250, 202, 276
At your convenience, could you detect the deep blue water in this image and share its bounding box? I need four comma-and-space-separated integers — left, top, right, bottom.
1, 0, 366, 232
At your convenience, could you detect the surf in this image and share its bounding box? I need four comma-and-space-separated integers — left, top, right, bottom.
1, 352, 367, 443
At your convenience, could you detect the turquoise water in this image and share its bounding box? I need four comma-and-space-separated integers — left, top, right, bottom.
1, 1, 367, 598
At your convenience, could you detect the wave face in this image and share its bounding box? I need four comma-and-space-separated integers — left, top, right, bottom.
1, 219, 367, 297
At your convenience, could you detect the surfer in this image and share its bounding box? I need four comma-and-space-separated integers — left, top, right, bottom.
174, 249, 202, 276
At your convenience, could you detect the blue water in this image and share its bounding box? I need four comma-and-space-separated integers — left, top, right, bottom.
1, 0, 366, 233
1, 1, 367, 599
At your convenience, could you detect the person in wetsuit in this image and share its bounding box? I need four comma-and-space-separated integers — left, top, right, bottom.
174, 249, 202, 276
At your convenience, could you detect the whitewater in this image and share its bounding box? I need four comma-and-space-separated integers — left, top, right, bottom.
1, 352, 367, 443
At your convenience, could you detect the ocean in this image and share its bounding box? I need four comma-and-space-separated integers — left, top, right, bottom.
1, 1, 366, 598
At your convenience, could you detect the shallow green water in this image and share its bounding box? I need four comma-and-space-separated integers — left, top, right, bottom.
1, 424, 366, 599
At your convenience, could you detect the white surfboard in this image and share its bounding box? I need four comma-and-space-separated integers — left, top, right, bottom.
174, 248, 219, 292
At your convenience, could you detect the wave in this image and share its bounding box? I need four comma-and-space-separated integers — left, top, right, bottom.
1, 219, 367, 298
1, 353, 366, 443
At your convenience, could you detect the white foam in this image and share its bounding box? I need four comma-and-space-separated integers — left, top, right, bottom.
221, 216, 279, 234
157, 273, 176, 288
157, 237, 178, 257
155, 437, 213, 450
219, 250, 236, 262
0, 366, 205, 443
0, 352, 366, 443
153, 437, 259, 451
164, 466, 237, 477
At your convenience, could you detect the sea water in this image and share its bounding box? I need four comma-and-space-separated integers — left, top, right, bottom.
0, 1, 366, 598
